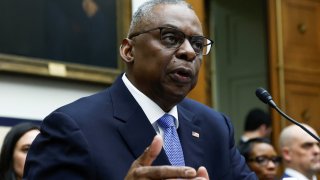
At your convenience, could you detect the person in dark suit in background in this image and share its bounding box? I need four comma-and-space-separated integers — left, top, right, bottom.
24, 0, 257, 179
239, 108, 272, 146
238, 138, 281, 180
0, 123, 40, 180
279, 124, 320, 180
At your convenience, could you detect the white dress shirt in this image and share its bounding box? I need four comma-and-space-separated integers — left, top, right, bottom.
121, 74, 179, 139
284, 168, 317, 180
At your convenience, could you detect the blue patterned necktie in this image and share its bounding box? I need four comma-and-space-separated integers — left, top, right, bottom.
157, 114, 185, 166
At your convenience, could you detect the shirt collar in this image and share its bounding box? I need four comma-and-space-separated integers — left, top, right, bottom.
285, 168, 317, 180
121, 73, 179, 127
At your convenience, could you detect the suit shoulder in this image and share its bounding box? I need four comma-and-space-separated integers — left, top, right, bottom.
179, 98, 231, 128
180, 98, 221, 115
54, 89, 111, 116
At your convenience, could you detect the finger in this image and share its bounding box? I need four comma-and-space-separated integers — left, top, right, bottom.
135, 165, 197, 179
124, 135, 164, 180
196, 166, 209, 180
137, 135, 163, 166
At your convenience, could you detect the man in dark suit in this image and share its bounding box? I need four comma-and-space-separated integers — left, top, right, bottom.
24, 0, 257, 179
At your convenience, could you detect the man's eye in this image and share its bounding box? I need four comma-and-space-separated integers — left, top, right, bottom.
302, 142, 319, 149
192, 40, 204, 50
162, 33, 181, 46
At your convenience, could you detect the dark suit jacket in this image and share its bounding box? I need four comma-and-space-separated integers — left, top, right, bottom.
24, 75, 257, 180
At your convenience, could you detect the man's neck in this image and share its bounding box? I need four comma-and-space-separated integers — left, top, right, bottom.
242, 131, 262, 139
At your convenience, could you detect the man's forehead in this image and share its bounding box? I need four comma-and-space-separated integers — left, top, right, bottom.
149, 4, 202, 33
294, 136, 318, 147
299, 140, 319, 145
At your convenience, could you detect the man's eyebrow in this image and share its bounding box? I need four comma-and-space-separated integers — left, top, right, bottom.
300, 142, 319, 148
160, 24, 178, 29
160, 24, 204, 36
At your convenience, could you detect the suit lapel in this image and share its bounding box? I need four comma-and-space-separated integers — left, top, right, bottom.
177, 105, 204, 168
117, 109, 170, 166
110, 76, 170, 165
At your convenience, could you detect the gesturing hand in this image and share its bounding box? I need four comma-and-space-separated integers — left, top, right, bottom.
125, 135, 209, 180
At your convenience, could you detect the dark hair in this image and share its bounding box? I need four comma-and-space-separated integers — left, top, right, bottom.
0, 123, 40, 180
244, 108, 271, 131
238, 137, 271, 161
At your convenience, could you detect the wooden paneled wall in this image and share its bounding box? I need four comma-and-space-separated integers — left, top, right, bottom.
186, 0, 212, 106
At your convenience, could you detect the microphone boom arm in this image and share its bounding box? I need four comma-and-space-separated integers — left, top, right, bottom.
273, 105, 320, 143
255, 87, 320, 143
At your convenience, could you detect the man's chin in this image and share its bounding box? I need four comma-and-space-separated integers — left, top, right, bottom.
311, 164, 320, 172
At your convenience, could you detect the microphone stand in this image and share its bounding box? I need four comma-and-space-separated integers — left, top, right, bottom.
271, 104, 320, 143
255, 87, 320, 143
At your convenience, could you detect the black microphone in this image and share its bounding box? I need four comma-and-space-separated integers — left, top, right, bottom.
255, 87, 320, 143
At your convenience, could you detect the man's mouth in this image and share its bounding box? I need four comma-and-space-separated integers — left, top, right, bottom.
171, 68, 193, 83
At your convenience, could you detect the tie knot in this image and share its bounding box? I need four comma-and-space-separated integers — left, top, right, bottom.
158, 114, 175, 129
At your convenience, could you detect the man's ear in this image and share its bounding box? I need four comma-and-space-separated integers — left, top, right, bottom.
120, 38, 134, 63
258, 124, 267, 134
281, 147, 292, 162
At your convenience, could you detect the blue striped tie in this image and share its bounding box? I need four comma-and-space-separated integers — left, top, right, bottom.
158, 114, 185, 166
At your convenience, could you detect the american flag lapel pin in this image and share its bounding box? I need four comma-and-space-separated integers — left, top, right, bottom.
192, 131, 200, 138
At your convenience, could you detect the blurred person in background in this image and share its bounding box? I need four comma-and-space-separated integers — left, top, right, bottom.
239, 108, 272, 146
279, 124, 320, 180
0, 123, 40, 180
239, 137, 281, 180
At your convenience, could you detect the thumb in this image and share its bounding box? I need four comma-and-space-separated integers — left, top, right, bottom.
197, 166, 209, 179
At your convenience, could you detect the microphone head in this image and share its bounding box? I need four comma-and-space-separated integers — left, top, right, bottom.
255, 87, 273, 104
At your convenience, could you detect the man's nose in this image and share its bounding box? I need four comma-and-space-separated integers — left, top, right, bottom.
175, 39, 197, 61
313, 143, 320, 154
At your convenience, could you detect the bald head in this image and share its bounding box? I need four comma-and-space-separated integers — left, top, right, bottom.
128, 0, 193, 37
279, 124, 320, 178
279, 124, 318, 148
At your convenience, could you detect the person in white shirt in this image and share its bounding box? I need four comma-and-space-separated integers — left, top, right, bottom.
279, 124, 320, 180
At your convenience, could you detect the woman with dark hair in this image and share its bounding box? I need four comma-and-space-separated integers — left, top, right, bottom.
238, 138, 281, 180
0, 123, 40, 180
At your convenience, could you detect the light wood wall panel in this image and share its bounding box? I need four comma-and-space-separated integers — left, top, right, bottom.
186, 0, 212, 106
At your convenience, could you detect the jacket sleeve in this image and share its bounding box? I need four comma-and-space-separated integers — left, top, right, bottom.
23, 111, 95, 180
224, 114, 258, 180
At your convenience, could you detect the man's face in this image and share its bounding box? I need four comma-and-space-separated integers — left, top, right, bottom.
264, 126, 272, 138
125, 4, 203, 110
287, 134, 320, 175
